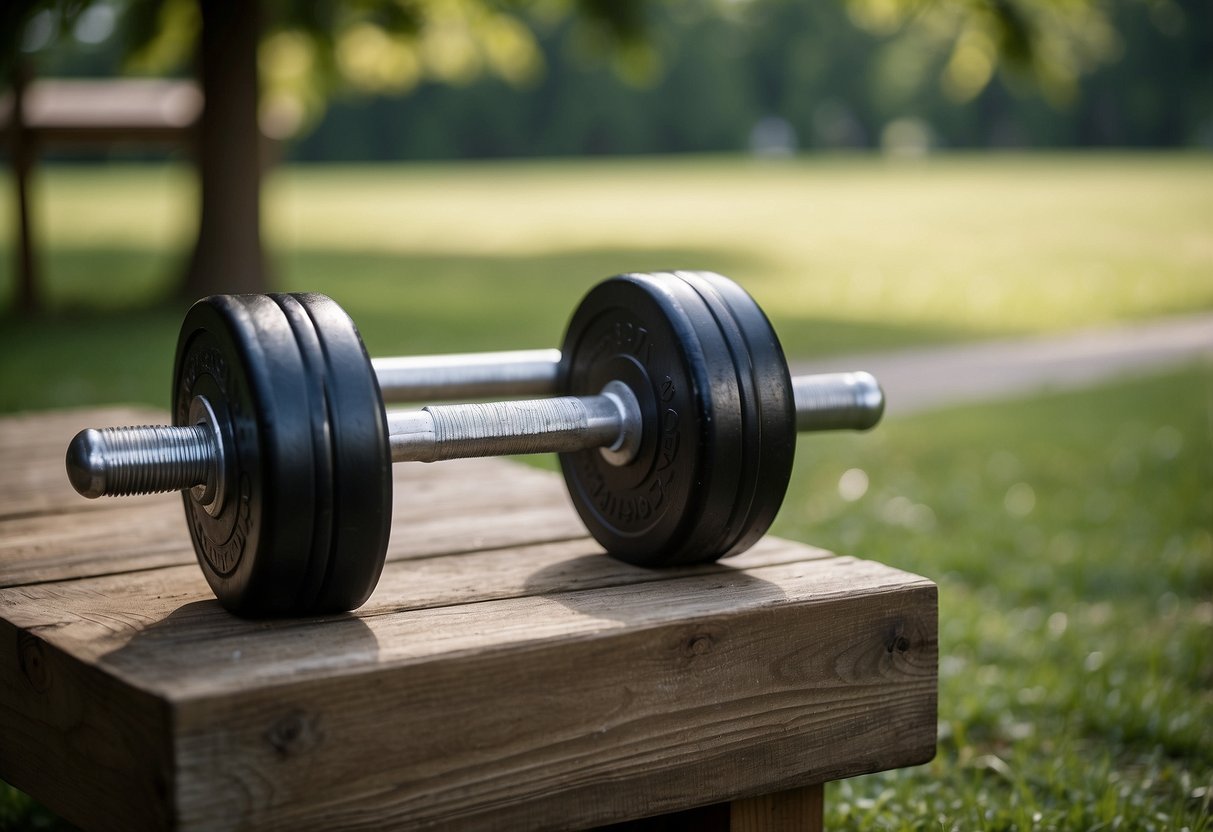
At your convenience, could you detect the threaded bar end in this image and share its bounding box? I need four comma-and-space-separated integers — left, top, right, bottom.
66, 425, 216, 498
793, 372, 885, 432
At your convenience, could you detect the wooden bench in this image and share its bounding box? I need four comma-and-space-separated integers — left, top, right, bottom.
0, 406, 938, 830
1, 70, 203, 312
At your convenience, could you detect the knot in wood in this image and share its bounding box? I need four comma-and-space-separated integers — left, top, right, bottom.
266, 710, 321, 758
18, 632, 51, 693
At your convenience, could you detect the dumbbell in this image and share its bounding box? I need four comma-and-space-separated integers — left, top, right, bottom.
65, 271, 884, 617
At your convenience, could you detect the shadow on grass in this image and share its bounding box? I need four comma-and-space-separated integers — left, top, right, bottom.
1, 244, 983, 414
280, 246, 986, 357
0, 303, 184, 413
276, 243, 773, 353
0, 246, 188, 313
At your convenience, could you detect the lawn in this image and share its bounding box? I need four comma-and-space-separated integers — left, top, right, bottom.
778, 366, 1212, 829
0, 154, 1210, 828
1, 153, 1212, 411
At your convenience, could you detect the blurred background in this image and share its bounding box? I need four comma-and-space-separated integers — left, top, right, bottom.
1, 0, 1211, 828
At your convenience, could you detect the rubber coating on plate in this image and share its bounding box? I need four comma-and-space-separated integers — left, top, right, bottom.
668, 271, 796, 557
559, 273, 745, 565
287, 293, 392, 613
173, 295, 319, 615
558, 272, 796, 565
270, 294, 338, 613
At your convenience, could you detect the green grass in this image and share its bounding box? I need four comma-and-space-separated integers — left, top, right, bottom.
0, 782, 66, 831
0, 154, 1211, 827
775, 366, 1213, 830
2, 153, 1212, 412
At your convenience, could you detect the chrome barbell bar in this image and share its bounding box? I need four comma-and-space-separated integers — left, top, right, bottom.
67, 350, 883, 501
372, 349, 882, 432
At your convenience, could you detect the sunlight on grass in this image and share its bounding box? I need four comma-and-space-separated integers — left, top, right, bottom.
2, 154, 1211, 346
5, 153, 1210, 413
775, 366, 1213, 830
273, 155, 1213, 335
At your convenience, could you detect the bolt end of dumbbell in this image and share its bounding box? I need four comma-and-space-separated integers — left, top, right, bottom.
66, 429, 109, 498
65, 424, 215, 499
792, 371, 886, 432
847, 371, 885, 430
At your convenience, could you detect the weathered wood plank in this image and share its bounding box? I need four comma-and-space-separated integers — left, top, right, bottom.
593, 773, 824, 830
0, 619, 173, 832
0, 497, 189, 586
0, 406, 166, 458
166, 564, 935, 831
1, 552, 935, 830
0, 406, 168, 517
0, 535, 836, 685
0, 476, 586, 588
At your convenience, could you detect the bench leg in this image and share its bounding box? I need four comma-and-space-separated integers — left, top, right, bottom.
730, 784, 823, 832
599, 784, 824, 831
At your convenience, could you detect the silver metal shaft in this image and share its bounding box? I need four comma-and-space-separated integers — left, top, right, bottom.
375, 351, 882, 424
65, 361, 883, 499
374, 349, 561, 403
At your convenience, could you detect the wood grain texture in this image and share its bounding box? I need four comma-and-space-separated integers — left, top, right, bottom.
2, 556, 936, 830
167, 567, 935, 831
0, 406, 168, 517
0, 487, 585, 589
1, 406, 587, 587
0, 618, 173, 832
2, 538, 850, 695
590, 779, 822, 830
730, 785, 823, 832
0, 408, 939, 831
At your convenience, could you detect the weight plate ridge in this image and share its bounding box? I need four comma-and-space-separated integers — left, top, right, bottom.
269, 293, 338, 613
669, 271, 796, 557
291, 293, 393, 613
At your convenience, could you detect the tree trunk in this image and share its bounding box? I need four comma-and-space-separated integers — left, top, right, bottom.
183, 0, 267, 298
10, 61, 39, 313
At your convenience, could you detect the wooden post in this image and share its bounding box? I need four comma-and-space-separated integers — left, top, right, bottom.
599, 784, 824, 831
731, 785, 824, 832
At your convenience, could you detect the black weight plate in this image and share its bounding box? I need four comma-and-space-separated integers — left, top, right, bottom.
173, 295, 319, 616
288, 293, 392, 613
668, 271, 796, 557
557, 273, 747, 566
270, 294, 338, 612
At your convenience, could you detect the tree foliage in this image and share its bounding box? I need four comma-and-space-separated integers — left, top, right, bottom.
287, 0, 1208, 156
6, 0, 1138, 120
6, 0, 1209, 152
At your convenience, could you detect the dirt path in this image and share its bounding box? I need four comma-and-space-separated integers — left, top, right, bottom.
791, 312, 1213, 417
